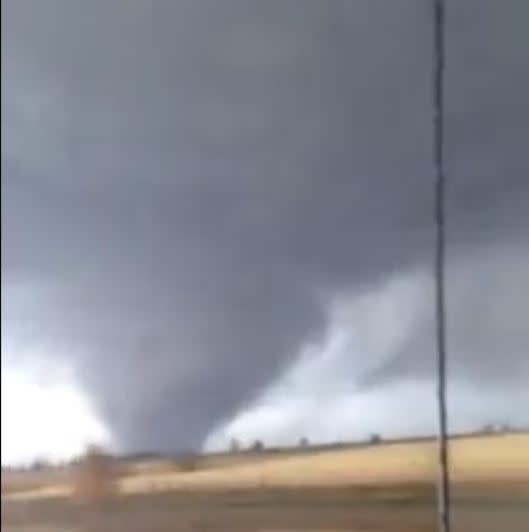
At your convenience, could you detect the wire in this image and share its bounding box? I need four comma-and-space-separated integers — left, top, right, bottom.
432, 0, 451, 531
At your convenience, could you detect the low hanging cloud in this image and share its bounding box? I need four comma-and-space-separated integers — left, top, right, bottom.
207, 248, 529, 449
2, 0, 529, 458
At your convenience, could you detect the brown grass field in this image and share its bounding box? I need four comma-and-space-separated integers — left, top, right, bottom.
2, 432, 528, 531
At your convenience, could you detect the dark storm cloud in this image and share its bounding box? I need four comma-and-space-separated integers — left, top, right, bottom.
2, 0, 528, 451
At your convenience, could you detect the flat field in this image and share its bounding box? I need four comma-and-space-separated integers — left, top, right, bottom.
2, 433, 528, 531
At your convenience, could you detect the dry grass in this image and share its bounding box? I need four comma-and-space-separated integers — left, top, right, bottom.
122, 451, 282, 478
2, 469, 70, 497
3, 433, 528, 500
121, 433, 529, 494
3, 434, 529, 532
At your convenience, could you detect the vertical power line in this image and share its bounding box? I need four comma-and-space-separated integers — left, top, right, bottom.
433, 1, 451, 531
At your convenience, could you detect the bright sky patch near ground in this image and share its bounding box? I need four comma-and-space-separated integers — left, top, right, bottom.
1, 360, 112, 466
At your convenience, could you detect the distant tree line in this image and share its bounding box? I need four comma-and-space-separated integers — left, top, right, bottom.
227, 436, 314, 454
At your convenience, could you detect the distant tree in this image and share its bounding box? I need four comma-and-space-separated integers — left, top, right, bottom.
251, 440, 264, 452
369, 433, 382, 445
229, 438, 241, 453
299, 437, 309, 448
30, 458, 49, 471
482, 424, 495, 434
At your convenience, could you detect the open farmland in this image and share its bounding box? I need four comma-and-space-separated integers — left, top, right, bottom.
120, 432, 529, 493
2, 432, 528, 531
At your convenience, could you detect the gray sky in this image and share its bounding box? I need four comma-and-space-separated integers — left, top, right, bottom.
2, 0, 529, 457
